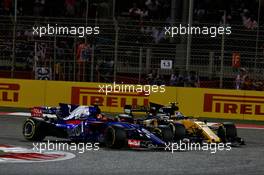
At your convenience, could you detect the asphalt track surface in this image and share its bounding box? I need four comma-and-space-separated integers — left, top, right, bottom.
0, 115, 264, 175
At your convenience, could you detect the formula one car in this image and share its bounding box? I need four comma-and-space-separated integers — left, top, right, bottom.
117, 106, 174, 142
22, 103, 168, 149
118, 103, 245, 146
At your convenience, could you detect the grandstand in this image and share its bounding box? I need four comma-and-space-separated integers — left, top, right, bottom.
0, 0, 264, 90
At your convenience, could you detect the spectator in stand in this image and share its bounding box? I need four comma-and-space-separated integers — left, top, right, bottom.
140, 6, 149, 19
220, 13, 232, 26
56, 41, 65, 60
145, 0, 160, 19
16, 0, 23, 16
241, 9, 257, 30
96, 58, 114, 83
194, 1, 206, 21
129, 3, 142, 20
36, 42, 47, 64
76, 40, 92, 81
33, 0, 45, 16
1, 0, 12, 15
153, 73, 165, 85
65, 0, 76, 17
235, 68, 248, 90
170, 69, 184, 87
242, 74, 252, 90
253, 79, 264, 91
185, 71, 200, 87
146, 69, 157, 85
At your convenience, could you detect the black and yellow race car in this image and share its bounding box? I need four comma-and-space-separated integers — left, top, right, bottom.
117, 103, 245, 146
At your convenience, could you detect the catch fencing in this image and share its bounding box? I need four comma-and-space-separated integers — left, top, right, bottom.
0, 16, 264, 89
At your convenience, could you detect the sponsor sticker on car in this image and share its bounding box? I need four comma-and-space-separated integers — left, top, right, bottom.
128, 140, 141, 148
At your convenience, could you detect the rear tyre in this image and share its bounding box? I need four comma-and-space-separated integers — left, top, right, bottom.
174, 123, 186, 141
158, 126, 174, 142
104, 126, 127, 148
23, 118, 46, 141
217, 126, 226, 143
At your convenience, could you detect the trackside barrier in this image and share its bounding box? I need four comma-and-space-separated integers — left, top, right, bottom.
0, 78, 263, 121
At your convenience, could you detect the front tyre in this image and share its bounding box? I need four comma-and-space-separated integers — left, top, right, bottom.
223, 122, 237, 139
23, 118, 46, 141
217, 126, 226, 143
218, 122, 242, 144
104, 126, 127, 148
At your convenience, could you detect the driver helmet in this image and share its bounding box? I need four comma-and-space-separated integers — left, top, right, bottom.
88, 106, 100, 117
175, 111, 184, 119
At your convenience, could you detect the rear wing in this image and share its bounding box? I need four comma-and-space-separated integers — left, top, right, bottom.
123, 102, 179, 115
123, 102, 168, 114
30, 103, 80, 118
123, 105, 149, 114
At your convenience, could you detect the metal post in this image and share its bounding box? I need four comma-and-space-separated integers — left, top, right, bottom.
220, 11, 226, 88
186, 0, 193, 72
73, 37, 76, 81
171, 0, 176, 22
113, 0, 116, 19
90, 45, 95, 82
82, 0, 89, 82
254, 0, 261, 75
209, 52, 214, 80
53, 36, 57, 80
90, 11, 98, 82
63, 62, 66, 81
139, 47, 143, 83
85, 0, 89, 44
82, 56, 85, 82
34, 42, 37, 79
113, 19, 119, 82
11, 0, 17, 78
146, 48, 151, 73
170, 0, 176, 43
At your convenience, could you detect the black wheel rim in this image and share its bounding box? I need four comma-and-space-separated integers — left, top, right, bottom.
24, 122, 33, 136
105, 128, 114, 147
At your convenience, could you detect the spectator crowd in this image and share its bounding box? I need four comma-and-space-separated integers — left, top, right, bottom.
0, 0, 263, 91
0, 0, 99, 18
146, 69, 200, 87
235, 68, 264, 91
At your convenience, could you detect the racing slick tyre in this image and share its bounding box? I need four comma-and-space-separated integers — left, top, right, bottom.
217, 126, 227, 143
223, 122, 237, 139
173, 123, 186, 141
22, 118, 46, 141
157, 126, 174, 142
104, 126, 127, 149
217, 123, 238, 143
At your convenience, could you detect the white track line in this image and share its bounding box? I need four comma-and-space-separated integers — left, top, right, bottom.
0, 112, 30, 117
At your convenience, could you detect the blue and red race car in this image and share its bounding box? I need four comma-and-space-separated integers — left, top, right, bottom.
23, 103, 170, 149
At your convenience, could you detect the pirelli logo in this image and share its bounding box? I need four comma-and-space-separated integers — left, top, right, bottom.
71, 87, 149, 107
204, 94, 264, 115
0, 83, 20, 102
